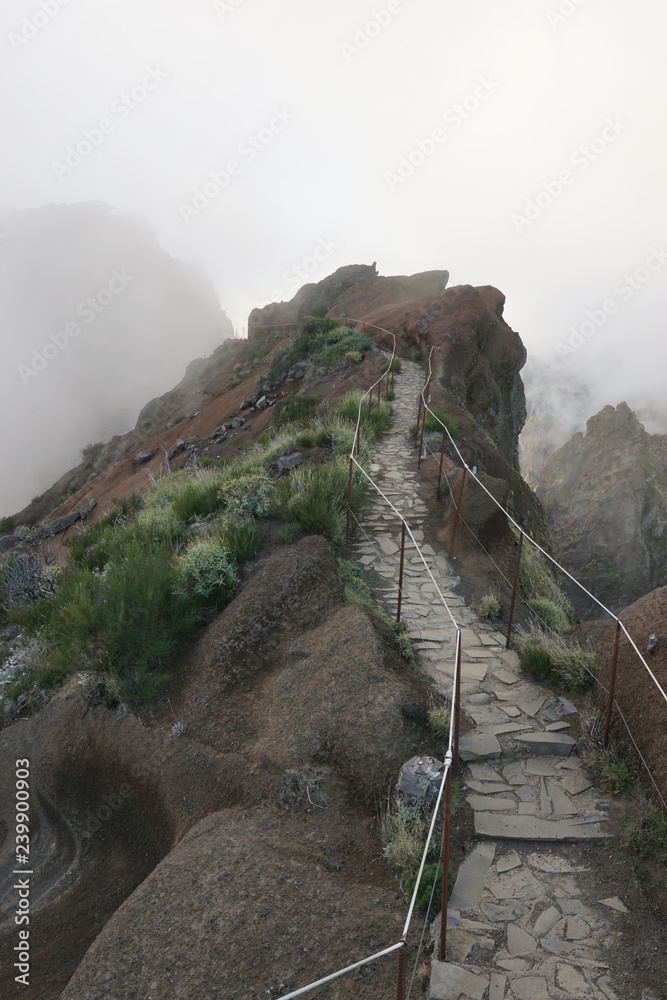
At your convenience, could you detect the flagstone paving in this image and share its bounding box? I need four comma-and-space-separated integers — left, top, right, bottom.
350, 359, 630, 1000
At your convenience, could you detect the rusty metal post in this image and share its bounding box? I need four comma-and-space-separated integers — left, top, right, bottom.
438, 768, 452, 961
603, 620, 623, 749
448, 467, 468, 560
437, 428, 446, 500
417, 404, 427, 469
396, 941, 407, 1000
346, 458, 354, 542
505, 531, 525, 649
397, 522, 407, 622
414, 396, 423, 447
453, 630, 462, 767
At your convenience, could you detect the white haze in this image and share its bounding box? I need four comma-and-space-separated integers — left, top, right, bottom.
1, 0, 666, 513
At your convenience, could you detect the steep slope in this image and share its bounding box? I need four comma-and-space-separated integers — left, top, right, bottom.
538, 402, 667, 613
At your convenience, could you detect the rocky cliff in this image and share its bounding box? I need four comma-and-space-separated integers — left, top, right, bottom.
538, 402, 667, 613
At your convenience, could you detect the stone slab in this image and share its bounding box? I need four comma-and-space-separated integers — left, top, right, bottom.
511, 976, 550, 1000
459, 733, 502, 761
487, 868, 546, 900
481, 901, 530, 922
481, 722, 535, 737
489, 972, 507, 1000
496, 851, 522, 873
468, 764, 501, 782
598, 896, 628, 913
545, 721, 571, 732
467, 795, 517, 812
561, 772, 594, 796
558, 696, 578, 716
517, 695, 546, 717
524, 758, 559, 777
467, 692, 492, 706
546, 778, 578, 817
499, 704, 521, 718
503, 761, 526, 784
475, 813, 608, 842
514, 732, 576, 757
430, 962, 489, 1000
493, 669, 520, 685
449, 841, 496, 911
467, 780, 513, 795
507, 922, 538, 955
534, 905, 561, 936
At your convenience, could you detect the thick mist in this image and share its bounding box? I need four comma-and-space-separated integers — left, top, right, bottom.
1, 0, 666, 514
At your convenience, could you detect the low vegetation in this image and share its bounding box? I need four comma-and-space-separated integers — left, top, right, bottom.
518, 539, 576, 633
267, 316, 374, 382
0, 361, 392, 708
513, 627, 594, 692
409, 405, 459, 441
337, 560, 414, 661
477, 593, 501, 622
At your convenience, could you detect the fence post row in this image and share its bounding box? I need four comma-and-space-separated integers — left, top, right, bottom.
505, 530, 524, 649
448, 467, 468, 560
603, 619, 623, 749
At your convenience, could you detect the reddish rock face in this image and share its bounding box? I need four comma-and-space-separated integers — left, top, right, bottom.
538, 402, 667, 612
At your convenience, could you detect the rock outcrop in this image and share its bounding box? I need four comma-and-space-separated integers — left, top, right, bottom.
538, 402, 667, 612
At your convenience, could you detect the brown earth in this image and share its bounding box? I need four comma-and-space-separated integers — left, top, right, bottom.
0, 536, 463, 998
594, 585, 667, 804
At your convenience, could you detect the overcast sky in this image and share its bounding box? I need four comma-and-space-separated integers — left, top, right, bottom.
1, 0, 666, 510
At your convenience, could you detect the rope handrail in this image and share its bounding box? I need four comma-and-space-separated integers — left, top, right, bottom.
418, 346, 667, 709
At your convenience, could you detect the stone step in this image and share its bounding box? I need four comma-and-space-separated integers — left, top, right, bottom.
475, 812, 609, 841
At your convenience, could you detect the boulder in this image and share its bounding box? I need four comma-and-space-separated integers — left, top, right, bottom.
133, 449, 155, 466
397, 755, 445, 809
276, 452, 303, 472
168, 439, 186, 461
230, 417, 246, 429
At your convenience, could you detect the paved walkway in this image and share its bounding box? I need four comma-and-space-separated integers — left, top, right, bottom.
350, 360, 633, 1000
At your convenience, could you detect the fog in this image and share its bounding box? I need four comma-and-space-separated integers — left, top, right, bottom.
1, 0, 666, 514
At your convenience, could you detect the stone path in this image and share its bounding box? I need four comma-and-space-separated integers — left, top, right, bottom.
350, 359, 633, 1000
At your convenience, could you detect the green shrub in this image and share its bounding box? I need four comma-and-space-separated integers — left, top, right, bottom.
218, 470, 275, 519
175, 538, 238, 608
381, 805, 427, 880
272, 394, 320, 428
344, 349, 362, 364
288, 460, 363, 540
218, 518, 267, 562
527, 596, 569, 632
623, 805, 667, 864
519, 541, 576, 632
403, 863, 453, 912
513, 627, 594, 691
478, 594, 501, 621
0, 516, 15, 536
275, 522, 302, 544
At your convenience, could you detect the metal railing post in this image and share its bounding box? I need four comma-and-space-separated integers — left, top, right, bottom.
505, 530, 524, 649
603, 620, 623, 749
396, 941, 407, 1000
453, 630, 462, 767
346, 458, 354, 542
437, 428, 446, 500
414, 397, 423, 447
438, 767, 452, 962
417, 404, 427, 469
397, 522, 407, 622
448, 467, 468, 560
